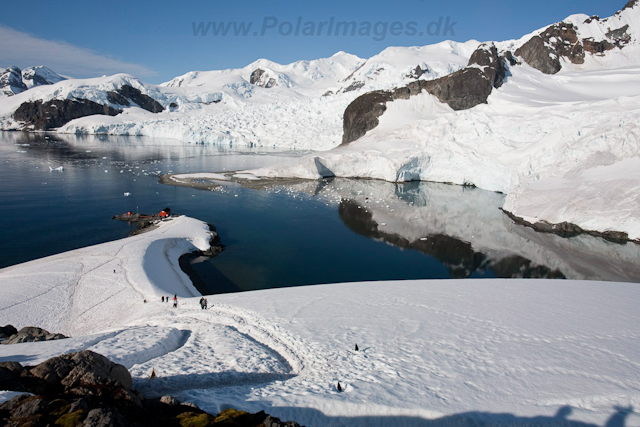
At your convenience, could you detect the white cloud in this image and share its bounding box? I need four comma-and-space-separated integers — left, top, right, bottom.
0, 25, 156, 78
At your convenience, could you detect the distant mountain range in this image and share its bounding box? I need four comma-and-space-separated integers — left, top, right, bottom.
0, 66, 65, 97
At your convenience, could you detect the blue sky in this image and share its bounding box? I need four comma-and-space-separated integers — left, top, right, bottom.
0, 0, 625, 83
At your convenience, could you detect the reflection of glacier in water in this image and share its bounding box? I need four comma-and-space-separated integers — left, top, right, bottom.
280, 179, 640, 282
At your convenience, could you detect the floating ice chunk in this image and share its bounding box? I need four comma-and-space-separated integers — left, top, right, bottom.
49, 166, 64, 172
124, 192, 131, 197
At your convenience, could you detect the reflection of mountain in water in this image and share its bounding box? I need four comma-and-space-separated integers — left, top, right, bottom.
339, 199, 565, 279
1, 132, 299, 166
280, 178, 640, 282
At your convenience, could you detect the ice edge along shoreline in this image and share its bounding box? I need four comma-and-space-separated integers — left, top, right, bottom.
159, 173, 640, 246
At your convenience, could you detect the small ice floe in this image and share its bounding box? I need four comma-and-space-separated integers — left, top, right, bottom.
124, 192, 131, 197
420, 237, 428, 241
102, 157, 107, 159
86, 150, 92, 152
17, 150, 27, 153
380, 223, 387, 226
49, 166, 64, 172
104, 170, 109, 173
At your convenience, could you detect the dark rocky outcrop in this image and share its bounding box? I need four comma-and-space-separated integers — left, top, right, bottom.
341, 81, 365, 93
405, 65, 428, 79
107, 91, 130, 106
0, 66, 28, 96
342, 90, 393, 145
0, 324, 18, 339
1, 326, 67, 345
515, 2, 634, 75
622, 0, 639, 12
112, 84, 164, 113
250, 68, 277, 88
13, 99, 121, 131
0, 350, 304, 427
342, 43, 506, 144
515, 22, 584, 74
502, 208, 633, 243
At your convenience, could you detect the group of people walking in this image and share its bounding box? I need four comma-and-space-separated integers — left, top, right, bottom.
158, 294, 209, 309
160, 294, 179, 308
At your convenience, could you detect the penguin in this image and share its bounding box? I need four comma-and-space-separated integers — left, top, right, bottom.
337, 382, 343, 392
150, 368, 156, 379
355, 344, 359, 351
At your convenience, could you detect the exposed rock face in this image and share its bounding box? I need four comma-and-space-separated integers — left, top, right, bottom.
1, 327, 67, 345
0, 66, 28, 97
341, 81, 365, 93
515, 23, 584, 74
21, 66, 66, 89
0, 350, 304, 426
109, 84, 164, 113
342, 90, 392, 145
250, 68, 277, 88
342, 43, 506, 144
13, 99, 121, 130
0, 324, 17, 339
405, 65, 428, 79
515, 8, 634, 75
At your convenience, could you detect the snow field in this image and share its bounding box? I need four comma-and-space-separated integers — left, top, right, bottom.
0, 212, 638, 425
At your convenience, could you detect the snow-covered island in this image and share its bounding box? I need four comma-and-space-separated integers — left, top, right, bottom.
1, 1, 640, 241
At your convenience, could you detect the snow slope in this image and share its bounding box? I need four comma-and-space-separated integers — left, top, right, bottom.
0, 42, 478, 150
0, 214, 639, 426
0, 215, 212, 336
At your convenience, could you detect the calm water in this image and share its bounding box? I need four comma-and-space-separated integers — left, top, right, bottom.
2, 131, 639, 295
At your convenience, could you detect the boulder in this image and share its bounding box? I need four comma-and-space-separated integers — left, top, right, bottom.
0, 351, 305, 427
1, 326, 67, 345
0, 324, 17, 339
29, 350, 133, 394
83, 407, 127, 427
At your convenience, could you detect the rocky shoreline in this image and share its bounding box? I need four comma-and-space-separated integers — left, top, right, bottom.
501, 208, 637, 244
1, 350, 303, 426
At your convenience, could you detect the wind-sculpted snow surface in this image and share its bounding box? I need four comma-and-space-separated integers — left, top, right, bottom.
0, 213, 639, 425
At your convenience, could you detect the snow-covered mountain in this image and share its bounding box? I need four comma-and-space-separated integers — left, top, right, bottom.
1, 0, 639, 239
21, 65, 66, 89
0, 65, 66, 97
0, 66, 27, 97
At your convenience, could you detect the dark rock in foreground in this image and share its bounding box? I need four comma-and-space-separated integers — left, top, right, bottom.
13, 99, 121, 131
1, 327, 67, 345
0, 350, 304, 426
0, 325, 18, 339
